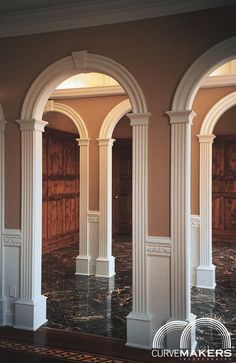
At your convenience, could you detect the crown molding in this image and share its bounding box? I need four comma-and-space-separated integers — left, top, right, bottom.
201, 74, 236, 88
50, 85, 125, 99
0, 0, 235, 39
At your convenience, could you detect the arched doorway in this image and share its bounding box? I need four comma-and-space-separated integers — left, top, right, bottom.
16, 52, 151, 348
166, 35, 236, 325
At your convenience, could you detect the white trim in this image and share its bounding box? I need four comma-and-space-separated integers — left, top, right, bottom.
0, 106, 6, 326
146, 236, 172, 244
99, 99, 131, 139
201, 74, 236, 88
196, 92, 236, 289
19, 51, 152, 347
172, 36, 236, 111
0, 0, 233, 39
21, 51, 147, 119
51, 85, 125, 99
44, 100, 89, 139
200, 91, 236, 134
190, 215, 200, 228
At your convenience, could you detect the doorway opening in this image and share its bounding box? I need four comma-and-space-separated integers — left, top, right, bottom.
41, 72, 133, 339
190, 60, 236, 350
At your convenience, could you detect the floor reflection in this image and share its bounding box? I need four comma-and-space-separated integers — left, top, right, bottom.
42, 235, 132, 340
42, 237, 235, 351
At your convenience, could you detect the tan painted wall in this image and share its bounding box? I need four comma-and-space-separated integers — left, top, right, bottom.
2, 6, 236, 234
191, 86, 236, 215
214, 105, 236, 135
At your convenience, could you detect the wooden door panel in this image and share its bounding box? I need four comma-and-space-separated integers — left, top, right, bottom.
112, 139, 132, 235
212, 136, 236, 242
42, 128, 79, 253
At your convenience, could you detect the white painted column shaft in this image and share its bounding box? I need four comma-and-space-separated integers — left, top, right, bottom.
196, 134, 216, 289
15, 119, 48, 330
0, 117, 7, 325
126, 113, 152, 349
75, 139, 91, 275
96, 138, 115, 277
167, 111, 196, 321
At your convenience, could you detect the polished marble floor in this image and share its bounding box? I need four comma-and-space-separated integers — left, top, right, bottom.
192, 241, 236, 352
42, 235, 132, 340
42, 237, 236, 352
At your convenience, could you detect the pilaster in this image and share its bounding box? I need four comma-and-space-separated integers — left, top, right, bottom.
197, 134, 216, 289
0, 116, 7, 326
96, 138, 115, 277
126, 113, 152, 349
75, 139, 91, 275
167, 110, 196, 321
15, 119, 48, 330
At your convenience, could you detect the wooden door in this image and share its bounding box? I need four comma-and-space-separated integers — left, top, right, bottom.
212, 136, 236, 242
42, 128, 79, 253
112, 139, 132, 235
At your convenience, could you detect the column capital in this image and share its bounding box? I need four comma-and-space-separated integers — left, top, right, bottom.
166, 110, 196, 125
127, 112, 151, 126
16, 119, 48, 132
97, 138, 115, 146
76, 138, 90, 146
197, 134, 216, 143
0, 119, 7, 132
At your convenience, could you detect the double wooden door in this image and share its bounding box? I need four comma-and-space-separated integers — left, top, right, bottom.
42, 128, 79, 253
212, 136, 236, 242
112, 139, 132, 235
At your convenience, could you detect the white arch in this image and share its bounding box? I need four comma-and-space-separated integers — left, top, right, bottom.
21, 51, 147, 120
172, 36, 236, 111
17, 51, 151, 348
167, 36, 236, 322
99, 99, 132, 139
200, 91, 236, 135
196, 91, 236, 289
44, 100, 89, 139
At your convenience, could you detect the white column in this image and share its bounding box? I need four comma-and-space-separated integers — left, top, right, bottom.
196, 134, 216, 289
167, 111, 196, 322
96, 138, 115, 277
0, 117, 7, 326
126, 113, 152, 349
15, 119, 48, 331
75, 139, 91, 275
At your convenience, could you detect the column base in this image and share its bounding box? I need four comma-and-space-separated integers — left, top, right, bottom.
96, 256, 115, 277
166, 313, 196, 350
126, 312, 152, 349
14, 295, 47, 331
75, 255, 94, 275
0, 297, 7, 326
196, 265, 216, 289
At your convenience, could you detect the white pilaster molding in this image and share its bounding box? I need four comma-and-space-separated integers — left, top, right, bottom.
96, 138, 115, 278
15, 119, 48, 331
196, 134, 216, 289
126, 113, 152, 349
75, 138, 91, 275
0, 107, 7, 326
167, 110, 196, 322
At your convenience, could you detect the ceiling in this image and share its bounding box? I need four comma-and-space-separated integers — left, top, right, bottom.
0, 0, 235, 39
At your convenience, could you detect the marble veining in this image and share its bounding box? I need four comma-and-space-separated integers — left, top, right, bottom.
42, 237, 235, 353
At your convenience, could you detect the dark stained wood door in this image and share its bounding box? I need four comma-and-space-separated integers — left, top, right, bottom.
42, 128, 79, 253
212, 136, 236, 242
112, 139, 132, 235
